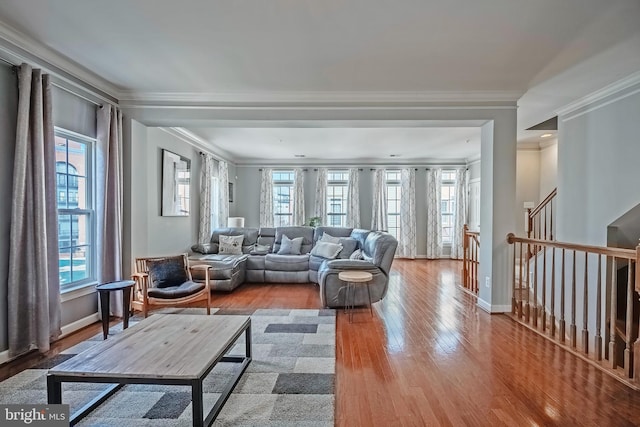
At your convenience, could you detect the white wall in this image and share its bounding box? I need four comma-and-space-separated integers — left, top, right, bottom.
539, 140, 558, 201
515, 149, 541, 236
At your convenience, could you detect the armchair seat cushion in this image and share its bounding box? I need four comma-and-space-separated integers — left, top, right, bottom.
148, 280, 205, 299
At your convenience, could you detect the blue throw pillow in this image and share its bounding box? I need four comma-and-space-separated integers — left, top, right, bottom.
146, 256, 188, 288
278, 234, 304, 255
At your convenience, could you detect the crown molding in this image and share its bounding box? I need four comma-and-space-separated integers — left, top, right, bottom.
556, 71, 640, 119
118, 90, 522, 106
160, 128, 237, 164
0, 19, 120, 101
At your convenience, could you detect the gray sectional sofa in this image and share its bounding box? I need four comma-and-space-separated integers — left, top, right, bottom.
189, 225, 398, 308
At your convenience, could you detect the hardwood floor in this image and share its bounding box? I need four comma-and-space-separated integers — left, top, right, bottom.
2, 259, 639, 426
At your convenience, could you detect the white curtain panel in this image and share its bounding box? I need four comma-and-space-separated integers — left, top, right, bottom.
293, 168, 305, 225
398, 168, 417, 258
371, 169, 388, 231
314, 168, 328, 224
96, 105, 125, 317
217, 161, 229, 228
8, 64, 61, 356
346, 168, 361, 228
450, 167, 468, 259
259, 168, 274, 227
198, 153, 215, 242
426, 168, 443, 259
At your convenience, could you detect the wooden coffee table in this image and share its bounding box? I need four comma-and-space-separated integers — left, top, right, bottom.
47, 314, 251, 427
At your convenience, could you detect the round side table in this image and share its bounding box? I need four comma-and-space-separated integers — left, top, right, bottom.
96, 280, 135, 340
338, 271, 374, 323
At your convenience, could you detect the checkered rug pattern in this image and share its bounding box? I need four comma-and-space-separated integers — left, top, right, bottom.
0, 308, 336, 426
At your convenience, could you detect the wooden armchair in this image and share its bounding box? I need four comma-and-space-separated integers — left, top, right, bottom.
131, 254, 211, 317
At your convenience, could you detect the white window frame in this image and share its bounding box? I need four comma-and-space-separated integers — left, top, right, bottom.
273, 170, 294, 227
327, 169, 348, 227
54, 127, 96, 292
441, 170, 456, 245
385, 170, 401, 239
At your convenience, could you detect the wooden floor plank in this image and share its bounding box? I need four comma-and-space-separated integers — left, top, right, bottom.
2, 259, 639, 425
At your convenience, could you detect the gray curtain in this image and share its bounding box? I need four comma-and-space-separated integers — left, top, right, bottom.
217, 160, 229, 227
8, 64, 61, 356
314, 168, 328, 225
426, 169, 443, 259
398, 168, 417, 258
259, 168, 274, 227
371, 169, 387, 231
450, 168, 468, 259
96, 105, 124, 316
346, 168, 360, 228
293, 168, 305, 225
198, 153, 215, 242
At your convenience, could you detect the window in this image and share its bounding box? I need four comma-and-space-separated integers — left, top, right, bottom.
441, 170, 456, 244
327, 170, 348, 227
55, 129, 95, 289
385, 170, 401, 239
273, 170, 294, 226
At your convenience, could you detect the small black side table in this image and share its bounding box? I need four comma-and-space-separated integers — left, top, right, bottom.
96, 280, 135, 340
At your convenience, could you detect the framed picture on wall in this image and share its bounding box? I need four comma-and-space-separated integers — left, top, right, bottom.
229, 182, 234, 203
161, 149, 191, 216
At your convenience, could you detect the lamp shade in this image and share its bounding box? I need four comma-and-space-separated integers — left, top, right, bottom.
227, 217, 245, 228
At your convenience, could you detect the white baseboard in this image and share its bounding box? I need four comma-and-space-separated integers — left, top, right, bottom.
0, 349, 10, 365
477, 299, 511, 314
60, 312, 100, 338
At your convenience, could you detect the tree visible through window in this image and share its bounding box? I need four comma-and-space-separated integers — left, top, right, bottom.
273, 170, 294, 226
55, 130, 95, 288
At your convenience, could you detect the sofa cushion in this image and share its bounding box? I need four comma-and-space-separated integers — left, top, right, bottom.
278, 235, 304, 255
309, 255, 325, 272
265, 254, 309, 271
311, 241, 342, 259
319, 233, 341, 244
313, 226, 353, 243
250, 244, 271, 255
274, 226, 314, 254
349, 249, 365, 260
247, 254, 266, 270
190, 242, 219, 254
219, 235, 244, 255
146, 256, 188, 289
325, 259, 375, 270
337, 237, 358, 259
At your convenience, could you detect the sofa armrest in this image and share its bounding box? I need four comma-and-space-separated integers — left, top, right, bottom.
324, 259, 375, 270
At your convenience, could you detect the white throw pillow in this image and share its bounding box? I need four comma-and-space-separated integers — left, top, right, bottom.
219, 234, 244, 255
311, 241, 343, 259
320, 233, 341, 244
349, 249, 365, 260
278, 234, 304, 255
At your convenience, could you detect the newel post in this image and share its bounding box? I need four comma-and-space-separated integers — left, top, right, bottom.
634, 244, 640, 383
463, 225, 469, 288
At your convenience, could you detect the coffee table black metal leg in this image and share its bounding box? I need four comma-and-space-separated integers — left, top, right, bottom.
47, 375, 62, 404
99, 291, 110, 340
122, 287, 132, 330
192, 380, 204, 427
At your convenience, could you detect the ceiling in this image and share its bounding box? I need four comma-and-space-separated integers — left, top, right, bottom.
0, 0, 637, 162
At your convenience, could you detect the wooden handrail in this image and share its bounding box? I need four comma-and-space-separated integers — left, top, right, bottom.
529, 188, 557, 218
507, 233, 636, 259
506, 232, 640, 389
462, 225, 480, 294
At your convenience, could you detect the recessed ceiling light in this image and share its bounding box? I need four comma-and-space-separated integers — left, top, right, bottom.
389, 154, 400, 157
541, 133, 553, 138
294, 154, 305, 158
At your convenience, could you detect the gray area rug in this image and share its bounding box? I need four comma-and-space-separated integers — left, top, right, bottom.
0, 308, 335, 426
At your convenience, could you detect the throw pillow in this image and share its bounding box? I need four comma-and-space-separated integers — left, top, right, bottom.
311, 241, 343, 259
146, 256, 188, 288
349, 249, 365, 260
219, 234, 244, 255
320, 233, 341, 244
190, 243, 218, 254
278, 234, 304, 255
337, 237, 358, 259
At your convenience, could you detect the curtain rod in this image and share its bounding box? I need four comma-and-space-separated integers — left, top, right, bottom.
256, 166, 467, 171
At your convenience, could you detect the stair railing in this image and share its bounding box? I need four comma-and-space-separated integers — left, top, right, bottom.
527, 188, 557, 243
507, 233, 640, 389
462, 224, 480, 294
